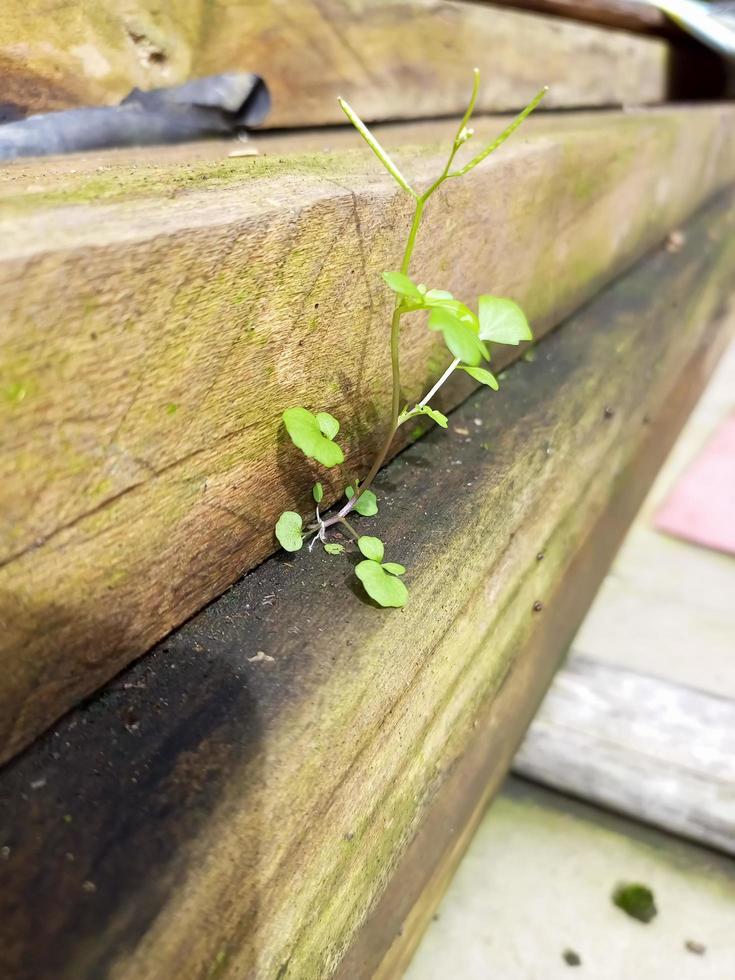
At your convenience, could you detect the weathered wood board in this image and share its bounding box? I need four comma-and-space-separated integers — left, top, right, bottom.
2, 105, 735, 763
0, 1, 670, 121
513, 658, 735, 855
0, 188, 733, 980
478, 0, 675, 36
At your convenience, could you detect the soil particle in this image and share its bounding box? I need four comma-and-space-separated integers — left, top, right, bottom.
533, 600, 544, 612
562, 949, 581, 967
685, 939, 706, 956
247, 651, 274, 663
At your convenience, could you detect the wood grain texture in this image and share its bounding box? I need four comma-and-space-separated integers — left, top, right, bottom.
514, 657, 735, 855
340, 277, 735, 980
0, 188, 733, 980
0, 1, 669, 121
2, 105, 735, 764
476, 0, 674, 36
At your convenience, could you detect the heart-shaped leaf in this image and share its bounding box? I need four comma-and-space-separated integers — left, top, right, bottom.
283, 407, 344, 468
478, 296, 532, 345
275, 511, 303, 552
356, 560, 408, 607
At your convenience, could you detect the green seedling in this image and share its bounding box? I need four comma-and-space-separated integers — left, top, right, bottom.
275, 70, 547, 606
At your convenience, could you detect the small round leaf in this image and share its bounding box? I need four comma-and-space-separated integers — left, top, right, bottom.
275, 511, 303, 552
316, 412, 340, 440
324, 542, 345, 555
357, 535, 384, 563
353, 489, 378, 516
313, 482, 324, 503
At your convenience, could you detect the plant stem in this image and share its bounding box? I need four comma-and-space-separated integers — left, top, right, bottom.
327, 197, 425, 527
326, 79, 547, 531
396, 357, 460, 427
339, 517, 360, 540
418, 357, 460, 408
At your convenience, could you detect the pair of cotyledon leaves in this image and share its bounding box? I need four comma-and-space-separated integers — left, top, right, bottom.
382, 271, 531, 384
274, 517, 407, 607
355, 535, 408, 608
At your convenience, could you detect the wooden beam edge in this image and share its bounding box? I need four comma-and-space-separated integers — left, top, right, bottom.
2, 108, 735, 763
342, 308, 734, 979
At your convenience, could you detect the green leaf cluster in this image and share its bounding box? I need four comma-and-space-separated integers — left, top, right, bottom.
381, 273, 531, 371
355, 536, 408, 607
275, 511, 303, 552
283, 407, 344, 467
273, 75, 546, 611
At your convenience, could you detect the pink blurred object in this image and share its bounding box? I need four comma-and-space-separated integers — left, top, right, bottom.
654, 411, 735, 556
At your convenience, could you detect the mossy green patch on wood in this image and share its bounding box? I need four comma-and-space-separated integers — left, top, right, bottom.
0, 151, 374, 213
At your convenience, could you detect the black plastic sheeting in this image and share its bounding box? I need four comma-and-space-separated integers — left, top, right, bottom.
0, 73, 270, 160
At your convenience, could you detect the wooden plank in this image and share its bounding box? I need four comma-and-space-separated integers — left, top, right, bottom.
339, 274, 735, 980
0, 1, 670, 122
0, 188, 733, 980
477, 0, 675, 36
2, 105, 735, 764
513, 658, 735, 855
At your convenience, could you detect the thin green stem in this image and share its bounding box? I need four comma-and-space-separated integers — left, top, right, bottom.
339, 517, 360, 540
338, 97, 417, 198
448, 87, 548, 179
341, 197, 423, 513
328, 74, 548, 531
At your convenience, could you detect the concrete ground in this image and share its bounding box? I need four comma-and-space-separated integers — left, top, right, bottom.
405, 779, 735, 980
406, 342, 735, 978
